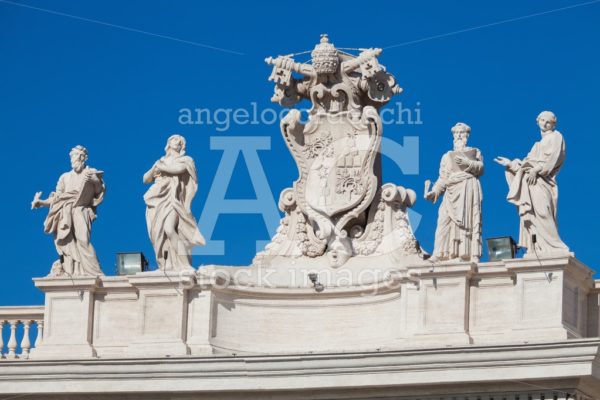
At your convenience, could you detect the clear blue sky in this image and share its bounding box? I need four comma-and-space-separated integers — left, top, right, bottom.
1, 0, 598, 305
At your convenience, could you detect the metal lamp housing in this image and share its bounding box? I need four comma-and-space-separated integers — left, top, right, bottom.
486, 237, 517, 261
116, 252, 148, 276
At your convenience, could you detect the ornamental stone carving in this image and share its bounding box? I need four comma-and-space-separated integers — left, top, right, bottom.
255, 35, 423, 268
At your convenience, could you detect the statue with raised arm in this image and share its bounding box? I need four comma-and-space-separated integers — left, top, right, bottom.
424, 123, 483, 263
31, 145, 105, 277
143, 134, 205, 271
494, 111, 568, 255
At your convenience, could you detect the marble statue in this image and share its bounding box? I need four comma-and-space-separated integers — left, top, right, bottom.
31, 145, 105, 276
254, 35, 423, 268
143, 134, 205, 271
424, 123, 483, 262
494, 111, 568, 255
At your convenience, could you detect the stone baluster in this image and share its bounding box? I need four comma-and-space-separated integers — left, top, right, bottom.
0, 320, 5, 359
35, 320, 44, 348
7, 320, 18, 359
20, 320, 31, 359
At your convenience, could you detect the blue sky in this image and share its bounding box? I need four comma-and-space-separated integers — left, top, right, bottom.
0, 0, 598, 305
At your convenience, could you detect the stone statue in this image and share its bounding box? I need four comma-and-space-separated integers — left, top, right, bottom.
254, 35, 423, 268
424, 123, 483, 263
31, 145, 105, 277
143, 134, 205, 271
494, 111, 568, 255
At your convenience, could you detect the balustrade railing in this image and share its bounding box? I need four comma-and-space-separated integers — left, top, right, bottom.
0, 306, 44, 360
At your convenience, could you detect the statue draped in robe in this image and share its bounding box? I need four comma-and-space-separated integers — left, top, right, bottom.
32, 145, 105, 276
143, 135, 205, 271
495, 111, 568, 255
425, 123, 483, 262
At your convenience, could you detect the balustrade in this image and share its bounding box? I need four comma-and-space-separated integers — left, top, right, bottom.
0, 306, 44, 360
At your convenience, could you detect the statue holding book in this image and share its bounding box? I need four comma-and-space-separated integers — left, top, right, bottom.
31, 145, 106, 276
424, 122, 483, 262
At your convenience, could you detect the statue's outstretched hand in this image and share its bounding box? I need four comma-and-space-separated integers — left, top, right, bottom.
426, 191, 440, 203
31, 191, 42, 209
424, 191, 435, 202
494, 156, 510, 167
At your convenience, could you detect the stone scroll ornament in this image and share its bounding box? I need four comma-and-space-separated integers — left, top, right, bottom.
31, 145, 105, 277
254, 35, 424, 268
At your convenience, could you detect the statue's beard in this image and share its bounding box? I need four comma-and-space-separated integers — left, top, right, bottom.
454, 138, 467, 151
72, 161, 85, 172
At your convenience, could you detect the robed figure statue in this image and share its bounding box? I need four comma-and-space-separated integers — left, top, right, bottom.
425, 123, 483, 262
494, 111, 568, 255
31, 145, 105, 276
143, 134, 205, 271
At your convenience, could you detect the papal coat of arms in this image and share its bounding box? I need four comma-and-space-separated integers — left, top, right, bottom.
255, 35, 423, 267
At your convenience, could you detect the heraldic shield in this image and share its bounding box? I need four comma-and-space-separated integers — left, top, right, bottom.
281, 105, 382, 242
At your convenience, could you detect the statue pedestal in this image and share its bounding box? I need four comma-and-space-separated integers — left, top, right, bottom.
33, 276, 99, 359
506, 255, 592, 342
185, 273, 216, 355
126, 272, 195, 358
28, 255, 597, 359
401, 262, 475, 346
